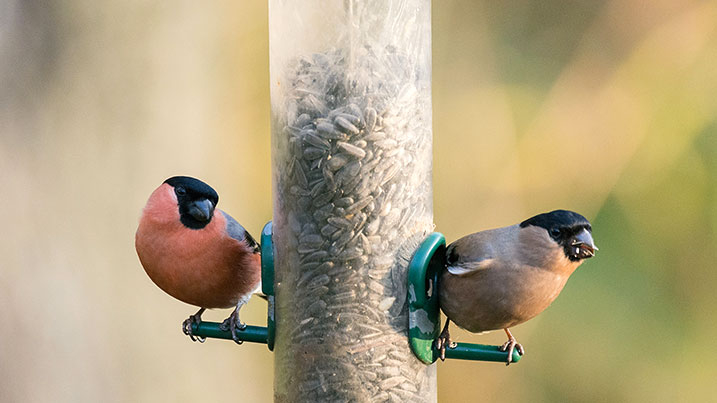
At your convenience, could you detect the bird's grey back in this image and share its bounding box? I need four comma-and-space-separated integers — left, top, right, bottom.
221, 211, 260, 253
447, 225, 519, 266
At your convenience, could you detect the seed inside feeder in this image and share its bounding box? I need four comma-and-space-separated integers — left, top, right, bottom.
273, 43, 433, 401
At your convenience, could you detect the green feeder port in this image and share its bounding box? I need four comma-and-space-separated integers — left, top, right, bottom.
408, 232, 522, 364
261, 221, 275, 351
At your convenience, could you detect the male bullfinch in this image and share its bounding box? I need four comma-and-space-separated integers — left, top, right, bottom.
436, 210, 597, 365
135, 176, 262, 343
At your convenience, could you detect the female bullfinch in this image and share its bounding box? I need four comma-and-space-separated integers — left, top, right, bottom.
436, 210, 597, 364
135, 176, 261, 343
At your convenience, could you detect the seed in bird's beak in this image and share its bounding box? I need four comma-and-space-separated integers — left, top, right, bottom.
570, 229, 597, 255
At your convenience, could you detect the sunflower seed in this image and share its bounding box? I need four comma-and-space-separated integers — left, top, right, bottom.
304, 131, 331, 150
317, 121, 345, 140
303, 147, 325, 160
364, 107, 377, 132
346, 196, 373, 214
320, 224, 339, 237
327, 154, 349, 171
336, 141, 366, 159
327, 216, 352, 228
335, 116, 360, 135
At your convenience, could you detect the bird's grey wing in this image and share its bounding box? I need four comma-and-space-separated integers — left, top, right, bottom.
221, 210, 260, 253
446, 259, 495, 276
445, 228, 510, 276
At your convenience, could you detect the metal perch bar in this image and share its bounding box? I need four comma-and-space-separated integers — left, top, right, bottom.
441, 342, 521, 363
190, 322, 268, 344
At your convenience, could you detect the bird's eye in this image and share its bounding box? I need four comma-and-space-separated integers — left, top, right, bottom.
550, 228, 561, 237
175, 187, 186, 196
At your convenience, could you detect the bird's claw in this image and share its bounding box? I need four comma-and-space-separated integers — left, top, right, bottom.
182, 308, 206, 343
219, 309, 246, 344
498, 339, 524, 366
435, 321, 454, 361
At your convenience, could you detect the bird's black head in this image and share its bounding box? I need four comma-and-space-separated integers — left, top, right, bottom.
520, 209, 598, 262
164, 176, 219, 230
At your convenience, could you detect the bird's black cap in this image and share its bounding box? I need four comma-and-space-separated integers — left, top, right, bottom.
164, 176, 219, 205
519, 210, 590, 231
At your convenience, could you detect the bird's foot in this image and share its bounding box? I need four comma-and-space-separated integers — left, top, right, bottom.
219, 308, 246, 344
498, 337, 524, 366
435, 321, 456, 361
182, 307, 206, 343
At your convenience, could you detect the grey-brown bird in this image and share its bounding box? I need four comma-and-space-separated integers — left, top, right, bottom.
436, 210, 597, 365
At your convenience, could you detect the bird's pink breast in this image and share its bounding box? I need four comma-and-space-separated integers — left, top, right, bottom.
135, 184, 260, 308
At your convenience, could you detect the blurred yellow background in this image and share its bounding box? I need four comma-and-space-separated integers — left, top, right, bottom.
2, 1, 716, 402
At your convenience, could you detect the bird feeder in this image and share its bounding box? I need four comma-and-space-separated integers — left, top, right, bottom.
269, 0, 435, 400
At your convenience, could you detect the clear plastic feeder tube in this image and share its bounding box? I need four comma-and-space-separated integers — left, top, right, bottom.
270, 1, 434, 401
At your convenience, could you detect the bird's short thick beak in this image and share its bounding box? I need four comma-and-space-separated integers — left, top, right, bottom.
571, 228, 598, 258
188, 199, 214, 222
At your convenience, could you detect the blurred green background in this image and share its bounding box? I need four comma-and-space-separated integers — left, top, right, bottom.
2, 1, 716, 402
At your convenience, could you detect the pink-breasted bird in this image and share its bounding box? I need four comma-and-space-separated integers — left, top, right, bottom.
135, 176, 261, 343
437, 210, 597, 364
